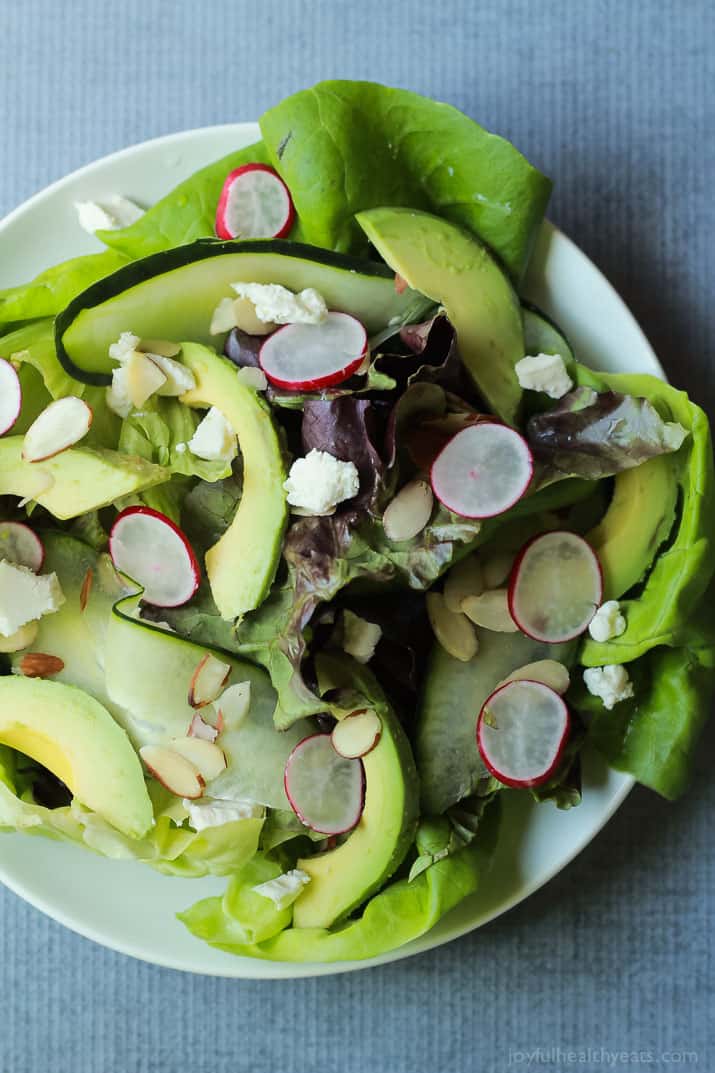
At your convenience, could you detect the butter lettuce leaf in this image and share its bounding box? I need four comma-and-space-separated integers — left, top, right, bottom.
576, 368, 715, 666
259, 80, 551, 280
99, 142, 276, 259
178, 799, 500, 963
0, 250, 128, 327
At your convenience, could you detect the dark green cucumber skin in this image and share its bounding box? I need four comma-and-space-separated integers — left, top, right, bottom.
521, 299, 575, 362
55, 238, 400, 386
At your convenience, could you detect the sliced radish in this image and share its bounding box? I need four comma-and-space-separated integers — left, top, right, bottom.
284, 733, 365, 835
215, 164, 295, 241
22, 397, 93, 462
0, 522, 45, 572
170, 737, 227, 782
259, 312, 367, 391
477, 679, 571, 788
140, 744, 205, 799
331, 710, 382, 759
109, 507, 200, 607
508, 530, 603, 643
187, 653, 232, 708
430, 423, 533, 518
0, 359, 22, 435
188, 713, 219, 743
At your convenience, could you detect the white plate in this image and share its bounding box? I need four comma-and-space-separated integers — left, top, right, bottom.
0, 124, 664, 978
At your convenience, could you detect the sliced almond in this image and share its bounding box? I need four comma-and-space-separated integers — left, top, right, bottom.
169, 737, 227, 782
0, 621, 39, 654
394, 273, 408, 295
125, 350, 166, 408
139, 339, 182, 358
462, 589, 518, 633
146, 353, 196, 396
188, 713, 219, 743
443, 555, 484, 613
426, 592, 478, 662
332, 709, 382, 758
383, 479, 434, 542
232, 296, 277, 336
210, 297, 238, 335
22, 397, 93, 462
212, 681, 250, 727
481, 549, 516, 590
140, 744, 205, 799
498, 659, 571, 695
79, 566, 94, 612
18, 652, 65, 678
188, 653, 232, 708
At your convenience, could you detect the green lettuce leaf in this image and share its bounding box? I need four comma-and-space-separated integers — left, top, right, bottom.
260, 80, 551, 280
574, 600, 715, 799
576, 368, 715, 666
178, 798, 500, 963
99, 142, 275, 259
0, 250, 128, 327
0, 775, 263, 878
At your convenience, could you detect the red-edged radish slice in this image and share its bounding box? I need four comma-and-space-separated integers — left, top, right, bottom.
170, 737, 227, 782
215, 164, 295, 240
430, 423, 533, 518
477, 679, 570, 788
0, 521, 45, 572
188, 713, 219, 743
188, 653, 231, 708
0, 359, 22, 435
21, 396, 93, 462
109, 507, 200, 607
331, 709, 382, 759
139, 744, 205, 799
284, 733, 365, 835
508, 530, 603, 643
259, 312, 367, 390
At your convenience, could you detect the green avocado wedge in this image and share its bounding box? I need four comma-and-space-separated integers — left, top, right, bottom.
577, 367, 715, 666
586, 455, 678, 601
0, 438, 169, 520
0, 676, 152, 839
291, 655, 419, 931
55, 239, 432, 385
356, 207, 525, 425
178, 343, 287, 620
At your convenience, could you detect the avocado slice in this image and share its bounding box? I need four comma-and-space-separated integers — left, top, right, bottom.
55, 239, 432, 385
356, 207, 525, 425
0, 676, 152, 839
292, 656, 419, 930
178, 343, 287, 619
104, 593, 312, 810
586, 456, 678, 600
0, 438, 169, 520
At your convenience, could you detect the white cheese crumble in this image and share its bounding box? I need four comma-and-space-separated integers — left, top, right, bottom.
108, 331, 141, 363
188, 407, 237, 463
588, 600, 626, 643
182, 798, 264, 833
663, 422, 688, 451
283, 449, 360, 516
231, 283, 328, 325
515, 352, 573, 399
342, 610, 382, 664
0, 562, 65, 637
583, 664, 634, 710
252, 869, 311, 910
75, 195, 143, 234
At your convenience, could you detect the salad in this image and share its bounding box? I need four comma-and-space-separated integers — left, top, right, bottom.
0, 80, 713, 965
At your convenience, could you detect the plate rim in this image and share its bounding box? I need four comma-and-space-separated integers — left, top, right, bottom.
0, 122, 661, 978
